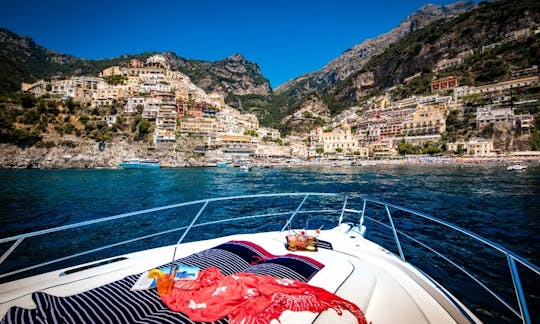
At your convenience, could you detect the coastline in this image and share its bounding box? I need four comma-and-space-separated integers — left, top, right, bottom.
2, 135, 539, 170
1, 140, 539, 170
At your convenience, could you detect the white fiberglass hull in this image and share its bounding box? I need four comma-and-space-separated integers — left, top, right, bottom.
0, 226, 478, 323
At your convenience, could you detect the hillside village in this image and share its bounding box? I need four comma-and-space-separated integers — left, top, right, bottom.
2, 0, 540, 168
16, 46, 540, 167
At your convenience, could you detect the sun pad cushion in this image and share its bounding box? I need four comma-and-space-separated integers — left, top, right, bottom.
2, 241, 324, 324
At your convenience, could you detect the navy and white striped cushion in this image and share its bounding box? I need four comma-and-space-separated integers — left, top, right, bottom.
317, 239, 333, 250
1, 241, 324, 324
3, 274, 228, 324
244, 254, 324, 282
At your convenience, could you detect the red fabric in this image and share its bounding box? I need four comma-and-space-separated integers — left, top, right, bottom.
161, 266, 368, 324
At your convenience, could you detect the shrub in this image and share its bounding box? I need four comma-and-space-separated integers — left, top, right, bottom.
64, 122, 75, 134
60, 140, 77, 148
19, 109, 40, 124
79, 115, 90, 125
54, 125, 64, 136
35, 141, 56, 149
21, 95, 35, 109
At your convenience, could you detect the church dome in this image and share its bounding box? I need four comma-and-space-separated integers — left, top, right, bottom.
340, 123, 351, 131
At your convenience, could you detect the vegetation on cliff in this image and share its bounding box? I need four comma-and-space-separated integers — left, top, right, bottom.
0, 93, 154, 149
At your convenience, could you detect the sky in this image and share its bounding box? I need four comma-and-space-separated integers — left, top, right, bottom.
1, 0, 468, 88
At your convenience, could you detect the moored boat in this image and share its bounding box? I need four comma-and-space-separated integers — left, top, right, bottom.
119, 158, 160, 169
216, 160, 234, 168
507, 164, 527, 171
239, 163, 252, 171
0, 193, 538, 323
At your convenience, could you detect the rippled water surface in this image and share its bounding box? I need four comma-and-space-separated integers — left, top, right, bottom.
1, 165, 539, 322
2, 165, 538, 261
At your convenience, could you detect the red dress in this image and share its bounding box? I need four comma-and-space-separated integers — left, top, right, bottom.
162, 266, 368, 324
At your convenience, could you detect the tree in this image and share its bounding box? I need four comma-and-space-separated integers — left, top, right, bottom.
78, 115, 90, 125
21, 95, 35, 109
481, 123, 495, 138
244, 129, 258, 137
315, 148, 324, 154
532, 130, 540, 151
422, 142, 442, 155
397, 141, 415, 155
47, 101, 59, 116
137, 120, 151, 141
20, 109, 40, 124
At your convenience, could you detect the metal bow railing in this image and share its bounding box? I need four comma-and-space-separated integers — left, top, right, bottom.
1, 192, 538, 323
350, 197, 539, 324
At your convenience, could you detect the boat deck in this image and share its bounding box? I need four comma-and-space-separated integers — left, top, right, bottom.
0, 227, 475, 323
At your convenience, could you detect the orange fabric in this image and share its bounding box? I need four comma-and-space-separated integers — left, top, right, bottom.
161, 266, 368, 324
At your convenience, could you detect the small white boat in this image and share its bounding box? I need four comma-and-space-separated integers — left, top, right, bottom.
507, 164, 527, 171
216, 160, 234, 168
239, 163, 252, 171
1, 193, 538, 323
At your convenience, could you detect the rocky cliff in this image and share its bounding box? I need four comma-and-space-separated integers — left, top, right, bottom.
280, 93, 331, 135
329, 0, 540, 106
167, 53, 271, 97
0, 28, 82, 95
0, 136, 208, 169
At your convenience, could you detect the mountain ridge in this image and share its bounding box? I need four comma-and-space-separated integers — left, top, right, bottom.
0, 29, 271, 101
275, 1, 477, 94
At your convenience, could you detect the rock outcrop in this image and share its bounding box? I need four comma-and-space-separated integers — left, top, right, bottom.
166, 52, 272, 97
280, 93, 331, 135
0, 136, 209, 169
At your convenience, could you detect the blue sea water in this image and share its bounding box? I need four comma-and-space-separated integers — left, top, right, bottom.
1, 165, 538, 261
0, 165, 539, 322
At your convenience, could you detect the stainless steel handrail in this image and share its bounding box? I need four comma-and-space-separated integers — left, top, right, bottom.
353, 197, 539, 324
0, 192, 339, 280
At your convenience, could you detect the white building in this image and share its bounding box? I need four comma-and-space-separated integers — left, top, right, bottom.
103, 115, 117, 127
447, 138, 494, 156
258, 127, 281, 140
476, 106, 513, 128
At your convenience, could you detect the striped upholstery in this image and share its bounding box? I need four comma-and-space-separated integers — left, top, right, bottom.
3, 276, 228, 324
2, 241, 324, 324
245, 254, 324, 281
316, 239, 333, 250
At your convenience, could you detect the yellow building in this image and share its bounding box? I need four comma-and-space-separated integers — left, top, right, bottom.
178, 117, 221, 136
219, 135, 253, 156
311, 124, 358, 154
401, 105, 446, 136
92, 84, 125, 107
466, 139, 494, 156
447, 139, 494, 156
100, 66, 122, 77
